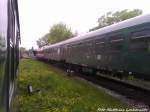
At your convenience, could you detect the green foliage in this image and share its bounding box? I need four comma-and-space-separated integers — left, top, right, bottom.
37, 23, 73, 48
36, 35, 49, 48
18, 59, 129, 112
89, 9, 142, 31
48, 23, 73, 44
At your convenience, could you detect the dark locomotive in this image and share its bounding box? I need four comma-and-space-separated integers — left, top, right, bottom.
0, 0, 20, 111
35, 14, 150, 80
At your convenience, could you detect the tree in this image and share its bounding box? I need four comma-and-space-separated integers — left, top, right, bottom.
37, 23, 74, 48
89, 9, 142, 31
48, 23, 73, 44
36, 34, 49, 48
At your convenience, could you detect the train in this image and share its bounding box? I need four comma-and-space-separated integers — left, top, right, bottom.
35, 14, 150, 81
0, 0, 20, 112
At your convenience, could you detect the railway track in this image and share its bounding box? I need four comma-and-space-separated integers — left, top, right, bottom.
71, 72, 150, 107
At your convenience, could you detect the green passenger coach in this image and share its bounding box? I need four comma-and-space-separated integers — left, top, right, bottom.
35, 14, 150, 80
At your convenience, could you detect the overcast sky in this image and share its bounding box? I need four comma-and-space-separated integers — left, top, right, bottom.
18, 0, 149, 49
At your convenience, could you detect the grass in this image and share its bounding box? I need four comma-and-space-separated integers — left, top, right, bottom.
18, 59, 129, 112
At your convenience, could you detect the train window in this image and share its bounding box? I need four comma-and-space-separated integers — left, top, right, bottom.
86, 42, 92, 46
49, 49, 51, 53
95, 38, 105, 44
109, 42, 123, 52
77, 42, 82, 46
95, 39, 105, 53
85, 42, 93, 54
109, 34, 123, 42
132, 28, 150, 39
108, 34, 123, 52
130, 29, 150, 51
130, 37, 149, 51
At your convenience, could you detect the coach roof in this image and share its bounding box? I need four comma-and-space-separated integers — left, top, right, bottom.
44, 14, 150, 50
